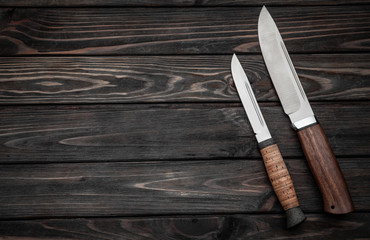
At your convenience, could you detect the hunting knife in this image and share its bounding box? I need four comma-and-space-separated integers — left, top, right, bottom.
231, 54, 306, 228
258, 6, 354, 214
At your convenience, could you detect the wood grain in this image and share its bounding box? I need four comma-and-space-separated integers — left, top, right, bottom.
298, 124, 354, 214
1, 0, 370, 7
0, 158, 368, 219
0, 103, 368, 163
0, 54, 369, 104
0, 0, 369, 237
0, 6, 369, 55
0, 213, 369, 239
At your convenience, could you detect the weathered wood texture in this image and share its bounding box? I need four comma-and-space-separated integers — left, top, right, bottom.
0, 54, 369, 104
1, 0, 370, 7
0, 103, 368, 163
0, 158, 368, 219
0, 214, 369, 240
0, 1, 369, 238
0, 6, 370, 55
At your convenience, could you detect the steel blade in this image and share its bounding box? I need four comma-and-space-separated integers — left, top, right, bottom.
258, 6, 316, 129
231, 54, 271, 143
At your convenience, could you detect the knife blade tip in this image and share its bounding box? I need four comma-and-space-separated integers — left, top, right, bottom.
258, 5, 276, 38
231, 54, 241, 70
259, 6, 270, 23
232, 53, 237, 61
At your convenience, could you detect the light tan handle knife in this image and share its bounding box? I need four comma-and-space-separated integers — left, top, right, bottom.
258, 6, 354, 214
231, 54, 306, 228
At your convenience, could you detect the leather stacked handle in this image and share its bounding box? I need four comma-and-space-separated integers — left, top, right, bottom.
297, 123, 354, 214
260, 140, 306, 228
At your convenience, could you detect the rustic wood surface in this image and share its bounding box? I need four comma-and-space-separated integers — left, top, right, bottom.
0, 55, 369, 104
0, 1, 369, 239
0, 158, 368, 218
0, 214, 369, 239
0, 6, 369, 55
1, 0, 370, 7
0, 103, 368, 163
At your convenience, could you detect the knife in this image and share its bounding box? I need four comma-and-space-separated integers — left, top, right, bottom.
231, 54, 306, 228
258, 6, 354, 214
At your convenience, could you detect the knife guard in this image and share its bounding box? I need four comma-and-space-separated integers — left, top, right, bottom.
297, 123, 354, 214
259, 138, 306, 228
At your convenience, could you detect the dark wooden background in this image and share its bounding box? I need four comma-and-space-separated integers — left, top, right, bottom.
0, 0, 369, 239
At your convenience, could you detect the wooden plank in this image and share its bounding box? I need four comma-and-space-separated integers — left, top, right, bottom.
1, 0, 370, 7
0, 213, 369, 239
0, 158, 368, 218
0, 6, 369, 55
0, 103, 368, 163
0, 54, 369, 104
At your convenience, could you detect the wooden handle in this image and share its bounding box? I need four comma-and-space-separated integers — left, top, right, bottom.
260, 143, 305, 228
297, 123, 354, 214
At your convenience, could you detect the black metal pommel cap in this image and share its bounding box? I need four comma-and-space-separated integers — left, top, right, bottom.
286, 206, 306, 228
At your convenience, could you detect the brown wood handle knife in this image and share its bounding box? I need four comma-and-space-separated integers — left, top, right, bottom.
258, 6, 354, 214
297, 123, 354, 214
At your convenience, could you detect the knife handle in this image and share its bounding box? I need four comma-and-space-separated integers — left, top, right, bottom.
259, 139, 306, 228
297, 123, 354, 214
